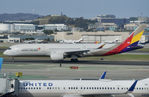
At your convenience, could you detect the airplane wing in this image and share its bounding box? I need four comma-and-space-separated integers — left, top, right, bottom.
64, 50, 90, 57
64, 44, 105, 57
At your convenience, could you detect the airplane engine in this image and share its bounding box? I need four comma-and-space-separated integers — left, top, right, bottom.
50, 52, 64, 60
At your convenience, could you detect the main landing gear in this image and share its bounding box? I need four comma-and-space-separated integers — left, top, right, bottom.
71, 58, 78, 62
70, 55, 79, 62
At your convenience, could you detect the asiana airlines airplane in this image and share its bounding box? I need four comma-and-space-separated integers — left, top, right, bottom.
3, 24, 146, 61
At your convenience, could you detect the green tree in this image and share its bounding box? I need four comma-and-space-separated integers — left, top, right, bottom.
43, 30, 54, 35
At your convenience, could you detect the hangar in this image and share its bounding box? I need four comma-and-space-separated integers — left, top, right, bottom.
54, 31, 129, 43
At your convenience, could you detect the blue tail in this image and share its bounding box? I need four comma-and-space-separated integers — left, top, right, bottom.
0, 58, 3, 71
100, 72, 107, 79
127, 80, 138, 92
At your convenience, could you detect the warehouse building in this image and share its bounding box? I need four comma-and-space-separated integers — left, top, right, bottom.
54, 31, 129, 43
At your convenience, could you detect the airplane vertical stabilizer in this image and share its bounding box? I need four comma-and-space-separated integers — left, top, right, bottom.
103, 24, 147, 55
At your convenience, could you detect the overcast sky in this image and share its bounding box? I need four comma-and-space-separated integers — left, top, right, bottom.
0, 0, 148, 18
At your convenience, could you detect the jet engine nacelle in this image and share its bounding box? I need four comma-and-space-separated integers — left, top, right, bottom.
50, 52, 64, 60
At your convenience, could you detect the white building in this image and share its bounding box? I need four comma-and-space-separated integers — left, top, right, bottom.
14, 24, 36, 32
88, 23, 117, 31
0, 24, 12, 32
0, 23, 36, 33
92, 15, 116, 21
141, 35, 149, 43
8, 36, 20, 43
44, 24, 68, 31
124, 24, 138, 31
0, 35, 20, 43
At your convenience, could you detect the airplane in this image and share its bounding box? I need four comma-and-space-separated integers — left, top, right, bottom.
0, 59, 149, 97
3, 24, 146, 61
5, 73, 149, 97
59, 38, 83, 44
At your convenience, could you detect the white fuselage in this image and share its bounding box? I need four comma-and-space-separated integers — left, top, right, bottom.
18, 79, 149, 97
3, 43, 115, 58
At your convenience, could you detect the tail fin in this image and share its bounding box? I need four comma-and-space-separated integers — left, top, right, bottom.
103, 24, 147, 55
0, 58, 3, 71
100, 72, 107, 79
130, 24, 146, 44
120, 24, 147, 53
126, 80, 138, 93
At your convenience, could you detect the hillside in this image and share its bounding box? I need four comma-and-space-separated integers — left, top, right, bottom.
0, 13, 41, 22
32, 15, 97, 30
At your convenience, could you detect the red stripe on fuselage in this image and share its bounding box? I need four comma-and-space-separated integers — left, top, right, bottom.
103, 33, 134, 56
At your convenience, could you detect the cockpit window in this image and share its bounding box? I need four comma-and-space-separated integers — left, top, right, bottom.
7, 48, 12, 50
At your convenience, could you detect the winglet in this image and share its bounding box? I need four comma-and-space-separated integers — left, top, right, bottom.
127, 80, 138, 93
100, 72, 106, 79
0, 58, 3, 71
98, 44, 105, 49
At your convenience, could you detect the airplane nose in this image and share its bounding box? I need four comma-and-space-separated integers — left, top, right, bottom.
3, 50, 9, 56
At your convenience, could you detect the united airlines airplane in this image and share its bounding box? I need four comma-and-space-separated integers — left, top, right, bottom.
13, 75, 149, 97
3, 24, 146, 61
0, 59, 149, 97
